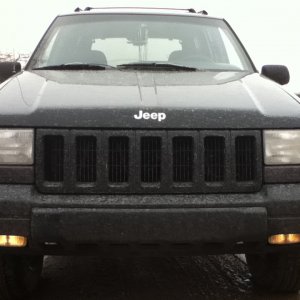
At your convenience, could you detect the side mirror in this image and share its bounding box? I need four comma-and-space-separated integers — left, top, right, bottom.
261, 65, 290, 85
0, 62, 22, 83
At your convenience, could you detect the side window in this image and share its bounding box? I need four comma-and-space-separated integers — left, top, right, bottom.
205, 27, 228, 64
219, 29, 244, 69
205, 27, 244, 70
39, 30, 59, 65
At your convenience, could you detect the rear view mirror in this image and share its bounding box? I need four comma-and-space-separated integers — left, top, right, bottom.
128, 24, 149, 46
261, 65, 290, 85
0, 62, 21, 83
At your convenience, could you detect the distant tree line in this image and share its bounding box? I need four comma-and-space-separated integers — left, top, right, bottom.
0, 53, 16, 62
0, 52, 30, 68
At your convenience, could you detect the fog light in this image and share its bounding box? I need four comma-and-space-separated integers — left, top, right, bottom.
268, 234, 300, 245
0, 235, 27, 247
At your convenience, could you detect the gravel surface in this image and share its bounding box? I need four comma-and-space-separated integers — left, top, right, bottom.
29, 255, 300, 300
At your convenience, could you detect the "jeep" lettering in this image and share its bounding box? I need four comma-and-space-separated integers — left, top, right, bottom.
134, 110, 166, 122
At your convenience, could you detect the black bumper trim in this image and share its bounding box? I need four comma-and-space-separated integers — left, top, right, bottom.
268, 217, 300, 235
0, 166, 34, 184
0, 184, 299, 254
264, 166, 300, 184
31, 207, 267, 244
0, 219, 29, 236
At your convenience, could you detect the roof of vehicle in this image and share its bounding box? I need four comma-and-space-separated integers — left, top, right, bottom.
60, 7, 221, 20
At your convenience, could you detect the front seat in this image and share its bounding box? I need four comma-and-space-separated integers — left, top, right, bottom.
82, 50, 107, 65
168, 50, 184, 63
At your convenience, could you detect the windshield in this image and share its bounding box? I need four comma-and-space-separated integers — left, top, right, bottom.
28, 14, 254, 72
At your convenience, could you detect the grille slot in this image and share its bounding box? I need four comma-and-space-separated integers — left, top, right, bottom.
173, 137, 193, 182
141, 137, 161, 183
76, 136, 97, 182
235, 136, 256, 181
109, 137, 129, 183
37, 130, 262, 194
204, 136, 225, 182
44, 136, 64, 182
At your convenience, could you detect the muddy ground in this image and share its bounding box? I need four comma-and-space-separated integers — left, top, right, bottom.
29, 255, 300, 300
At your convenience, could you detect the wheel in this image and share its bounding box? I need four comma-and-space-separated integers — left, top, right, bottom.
0, 255, 43, 299
246, 252, 300, 293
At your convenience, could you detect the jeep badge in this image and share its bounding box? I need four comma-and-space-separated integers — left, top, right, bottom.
134, 110, 166, 122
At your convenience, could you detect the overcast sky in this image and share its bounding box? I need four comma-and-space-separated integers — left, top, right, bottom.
1, 0, 299, 92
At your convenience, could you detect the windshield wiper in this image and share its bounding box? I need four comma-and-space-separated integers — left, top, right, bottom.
32, 63, 116, 70
117, 62, 198, 71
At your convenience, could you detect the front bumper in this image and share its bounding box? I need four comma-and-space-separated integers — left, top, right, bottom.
1, 184, 300, 255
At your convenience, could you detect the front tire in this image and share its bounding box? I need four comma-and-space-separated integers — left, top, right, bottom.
0, 255, 43, 299
246, 252, 300, 293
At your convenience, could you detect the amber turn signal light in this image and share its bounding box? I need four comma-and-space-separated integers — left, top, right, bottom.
0, 235, 27, 247
268, 234, 300, 245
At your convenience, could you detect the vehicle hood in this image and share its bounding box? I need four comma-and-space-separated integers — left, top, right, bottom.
0, 70, 299, 128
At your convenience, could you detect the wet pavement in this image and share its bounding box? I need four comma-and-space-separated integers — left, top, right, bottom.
30, 255, 300, 300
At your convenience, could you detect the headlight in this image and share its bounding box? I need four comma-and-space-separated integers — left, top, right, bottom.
0, 129, 34, 165
264, 130, 300, 165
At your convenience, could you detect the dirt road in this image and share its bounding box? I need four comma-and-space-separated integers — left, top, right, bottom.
30, 255, 300, 300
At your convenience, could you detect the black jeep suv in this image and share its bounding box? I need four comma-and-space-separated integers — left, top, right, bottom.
0, 7, 300, 298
